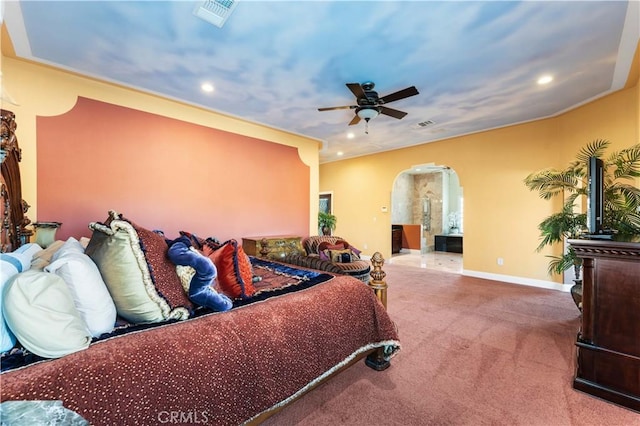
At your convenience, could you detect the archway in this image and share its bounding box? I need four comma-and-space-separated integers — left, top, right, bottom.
389, 163, 463, 271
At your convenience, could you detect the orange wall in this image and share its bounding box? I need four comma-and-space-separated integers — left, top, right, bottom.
2, 56, 322, 242
36, 97, 309, 241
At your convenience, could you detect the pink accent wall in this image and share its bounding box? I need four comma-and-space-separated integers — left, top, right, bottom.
37, 97, 309, 242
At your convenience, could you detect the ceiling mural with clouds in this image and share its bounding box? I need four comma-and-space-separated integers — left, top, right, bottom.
3, 1, 639, 162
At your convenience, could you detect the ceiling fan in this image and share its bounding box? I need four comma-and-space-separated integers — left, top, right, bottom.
318, 82, 419, 132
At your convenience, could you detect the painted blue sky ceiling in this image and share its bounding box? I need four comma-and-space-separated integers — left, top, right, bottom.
5, 1, 637, 162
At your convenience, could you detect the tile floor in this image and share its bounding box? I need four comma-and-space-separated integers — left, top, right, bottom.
388, 250, 463, 273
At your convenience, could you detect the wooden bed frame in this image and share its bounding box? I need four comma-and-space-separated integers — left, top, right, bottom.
1, 109, 32, 253
0, 109, 394, 424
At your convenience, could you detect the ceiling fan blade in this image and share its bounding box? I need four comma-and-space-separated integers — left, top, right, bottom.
379, 106, 408, 120
348, 114, 361, 125
346, 83, 366, 99
318, 105, 356, 112
379, 86, 419, 104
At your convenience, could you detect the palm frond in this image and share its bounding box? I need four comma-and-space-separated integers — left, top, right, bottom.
535, 207, 586, 251
525, 139, 639, 277
523, 169, 581, 200
611, 144, 640, 180
546, 252, 582, 277
576, 139, 609, 163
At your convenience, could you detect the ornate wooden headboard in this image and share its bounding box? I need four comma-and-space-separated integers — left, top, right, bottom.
1, 109, 32, 252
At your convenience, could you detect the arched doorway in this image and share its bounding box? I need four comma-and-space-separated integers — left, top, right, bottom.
389, 163, 463, 272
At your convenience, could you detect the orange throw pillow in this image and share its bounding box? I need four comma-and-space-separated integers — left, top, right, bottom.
208, 239, 255, 299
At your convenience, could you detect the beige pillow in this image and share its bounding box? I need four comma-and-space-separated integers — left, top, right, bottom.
3, 270, 92, 358
85, 211, 191, 324
30, 240, 65, 270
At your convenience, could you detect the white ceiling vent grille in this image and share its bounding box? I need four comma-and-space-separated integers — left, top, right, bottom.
416, 120, 436, 128
193, 0, 238, 28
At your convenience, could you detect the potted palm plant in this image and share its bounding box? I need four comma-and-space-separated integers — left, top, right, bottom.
318, 211, 337, 236
524, 139, 640, 308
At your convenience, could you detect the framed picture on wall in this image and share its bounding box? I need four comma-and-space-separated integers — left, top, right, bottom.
319, 192, 332, 214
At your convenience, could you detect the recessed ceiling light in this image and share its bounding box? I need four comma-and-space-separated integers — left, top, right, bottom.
347, 132, 355, 139
537, 75, 553, 85
337, 151, 344, 156
201, 82, 214, 93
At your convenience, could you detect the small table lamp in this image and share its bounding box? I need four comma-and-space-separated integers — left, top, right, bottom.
32, 222, 62, 248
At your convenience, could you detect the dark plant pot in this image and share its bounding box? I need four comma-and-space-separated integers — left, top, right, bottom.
570, 279, 583, 312
321, 226, 331, 236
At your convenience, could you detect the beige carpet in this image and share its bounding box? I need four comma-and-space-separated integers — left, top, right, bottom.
263, 263, 640, 425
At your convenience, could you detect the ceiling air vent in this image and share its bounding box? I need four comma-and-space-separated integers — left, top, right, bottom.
193, 0, 238, 28
416, 120, 436, 128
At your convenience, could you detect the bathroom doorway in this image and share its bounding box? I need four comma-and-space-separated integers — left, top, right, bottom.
389, 164, 463, 271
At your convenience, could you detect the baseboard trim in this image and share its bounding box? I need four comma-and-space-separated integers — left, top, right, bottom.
462, 269, 572, 293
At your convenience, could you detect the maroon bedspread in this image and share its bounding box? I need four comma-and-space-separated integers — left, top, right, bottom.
0, 274, 399, 425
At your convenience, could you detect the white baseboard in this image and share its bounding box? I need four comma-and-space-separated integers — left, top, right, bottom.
462, 269, 573, 293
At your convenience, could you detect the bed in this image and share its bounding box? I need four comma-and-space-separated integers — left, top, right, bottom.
0, 109, 400, 425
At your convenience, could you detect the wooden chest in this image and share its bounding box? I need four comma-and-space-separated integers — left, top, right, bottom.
242, 235, 305, 261
569, 238, 640, 413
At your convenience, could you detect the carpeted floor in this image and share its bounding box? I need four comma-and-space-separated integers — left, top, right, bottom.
262, 263, 640, 425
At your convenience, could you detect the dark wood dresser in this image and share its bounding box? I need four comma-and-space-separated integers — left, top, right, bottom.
568, 238, 640, 412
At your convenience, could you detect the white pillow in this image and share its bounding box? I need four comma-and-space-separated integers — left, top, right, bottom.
13, 243, 43, 259
2, 270, 92, 358
45, 253, 117, 337
0, 256, 20, 352
1, 252, 32, 273
51, 237, 85, 262
0, 245, 42, 352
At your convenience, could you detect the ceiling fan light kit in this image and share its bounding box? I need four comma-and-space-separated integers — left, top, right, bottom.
356, 107, 379, 121
318, 81, 419, 133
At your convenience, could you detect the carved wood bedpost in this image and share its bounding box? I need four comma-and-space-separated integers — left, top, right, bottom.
1, 109, 32, 252
366, 251, 392, 371
368, 251, 387, 308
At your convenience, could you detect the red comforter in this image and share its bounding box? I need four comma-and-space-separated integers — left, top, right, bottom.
1, 273, 399, 425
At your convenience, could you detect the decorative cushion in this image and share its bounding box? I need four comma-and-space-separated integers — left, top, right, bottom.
2, 270, 92, 358
318, 242, 347, 261
330, 248, 353, 263
166, 236, 233, 312
45, 248, 117, 337
317, 240, 347, 253
303, 236, 349, 256
85, 210, 192, 324
207, 239, 255, 299
176, 265, 196, 293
